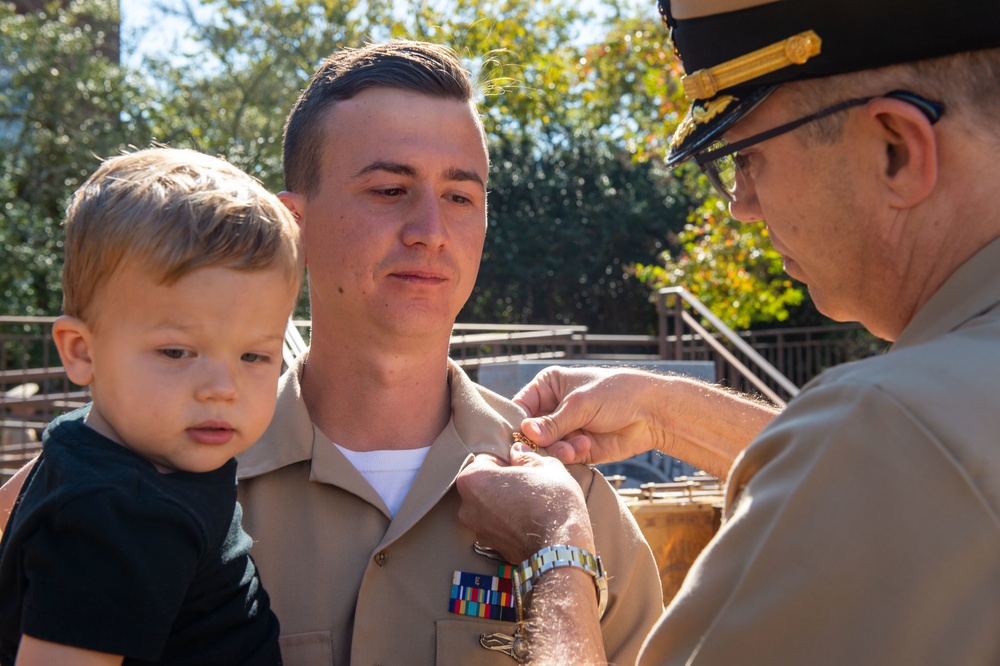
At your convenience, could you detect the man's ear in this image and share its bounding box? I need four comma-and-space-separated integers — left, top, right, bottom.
278, 191, 307, 266
278, 191, 305, 230
865, 97, 939, 208
52, 316, 95, 387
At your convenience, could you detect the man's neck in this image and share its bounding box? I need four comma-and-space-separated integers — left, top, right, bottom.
870, 174, 1000, 340
300, 333, 453, 453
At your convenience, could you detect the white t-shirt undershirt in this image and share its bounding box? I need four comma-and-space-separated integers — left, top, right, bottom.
334, 444, 431, 517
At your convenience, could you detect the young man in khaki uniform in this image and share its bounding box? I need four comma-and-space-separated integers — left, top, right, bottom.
235, 42, 663, 665
456, 1, 1000, 664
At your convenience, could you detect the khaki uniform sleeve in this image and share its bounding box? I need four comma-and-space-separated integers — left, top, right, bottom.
639, 382, 1000, 666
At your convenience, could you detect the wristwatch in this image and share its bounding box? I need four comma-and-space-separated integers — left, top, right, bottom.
519, 544, 609, 618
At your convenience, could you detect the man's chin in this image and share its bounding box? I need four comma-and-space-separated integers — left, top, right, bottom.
806, 288, 857, 326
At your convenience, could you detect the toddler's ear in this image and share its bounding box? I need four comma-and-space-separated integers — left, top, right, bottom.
52, 316, 95, 387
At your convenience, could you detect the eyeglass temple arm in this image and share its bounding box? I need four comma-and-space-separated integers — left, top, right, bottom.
696, 91, 944, 165
696, 97, 873, 164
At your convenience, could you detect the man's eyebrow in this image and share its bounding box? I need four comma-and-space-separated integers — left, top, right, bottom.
352, 161, 485, 189
442, 167, 486, 189
353, 160, 416, 179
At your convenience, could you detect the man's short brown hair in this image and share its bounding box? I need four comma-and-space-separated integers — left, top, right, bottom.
282, 40, 480, 197
786, 47, 1000, 146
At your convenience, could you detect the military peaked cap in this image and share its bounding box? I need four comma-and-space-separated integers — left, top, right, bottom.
660, 0, 1000, 166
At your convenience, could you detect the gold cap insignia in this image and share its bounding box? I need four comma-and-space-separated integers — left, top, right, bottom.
670, 95, 736, 149
681, 30, 821, 101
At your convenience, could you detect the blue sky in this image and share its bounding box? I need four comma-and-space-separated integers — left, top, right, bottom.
119, 0, 631, 67
120, 0, 211, 66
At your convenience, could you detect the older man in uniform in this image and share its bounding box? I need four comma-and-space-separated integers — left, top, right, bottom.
456, 1, 1000, 664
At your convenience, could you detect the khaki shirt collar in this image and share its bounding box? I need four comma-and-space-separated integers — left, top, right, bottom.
237, 353, 525, 528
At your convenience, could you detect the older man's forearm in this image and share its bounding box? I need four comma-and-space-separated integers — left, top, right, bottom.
662, 376, 780, 479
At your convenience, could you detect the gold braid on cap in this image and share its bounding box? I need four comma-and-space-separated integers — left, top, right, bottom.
682, 30, 821, 101
670, 95, 736, 149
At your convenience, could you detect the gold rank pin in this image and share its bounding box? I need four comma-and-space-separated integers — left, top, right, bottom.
512, 431, 538, 452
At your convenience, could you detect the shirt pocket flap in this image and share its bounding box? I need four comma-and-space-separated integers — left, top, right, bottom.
436, 618, 524, 665
279, 630, 334, 664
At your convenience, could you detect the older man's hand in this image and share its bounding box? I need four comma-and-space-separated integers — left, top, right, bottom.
513, 366, 778, 479
512, 366, 672, 466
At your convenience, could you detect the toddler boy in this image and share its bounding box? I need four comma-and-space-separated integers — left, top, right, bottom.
0, 147, 302, 665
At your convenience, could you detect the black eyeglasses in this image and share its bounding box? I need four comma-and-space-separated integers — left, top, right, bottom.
693, 90, 945, 202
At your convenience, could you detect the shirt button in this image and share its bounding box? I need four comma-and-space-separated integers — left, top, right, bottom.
375, 551, 388, 567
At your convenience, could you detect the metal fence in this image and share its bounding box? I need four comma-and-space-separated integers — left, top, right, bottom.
2, 308, 883, 482
655, 288, 886, 405
1, 317, 89, 479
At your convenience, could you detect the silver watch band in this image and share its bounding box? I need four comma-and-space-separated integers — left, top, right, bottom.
519, 544, 609, 618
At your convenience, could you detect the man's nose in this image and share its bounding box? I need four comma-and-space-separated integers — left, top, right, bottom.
728, 170, 763, 223
401, 190, 448, 248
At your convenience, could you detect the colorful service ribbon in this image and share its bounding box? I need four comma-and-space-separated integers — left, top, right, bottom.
449, 564, 519, 622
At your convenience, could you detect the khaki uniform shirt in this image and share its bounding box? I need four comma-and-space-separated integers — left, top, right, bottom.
238, 359, 663, 666
639, 236, 1000, 665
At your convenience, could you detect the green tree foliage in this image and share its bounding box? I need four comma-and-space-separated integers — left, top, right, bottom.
0, 0, 154, 316
479, 132, 683, 331
595, 13, 810, 330
142, 0, 387, 190
1, 0, 814, 334
634, 187, 805, 329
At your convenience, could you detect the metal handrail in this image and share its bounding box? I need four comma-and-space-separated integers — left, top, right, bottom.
450, 327, 582, 345
452, 323, 588, 333
283, 319, 308, 367
682, 310, 790, 405
282, 322, 594, 366
659, 286, 800, 405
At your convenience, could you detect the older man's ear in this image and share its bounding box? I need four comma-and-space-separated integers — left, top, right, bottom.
865, 96, 939, 208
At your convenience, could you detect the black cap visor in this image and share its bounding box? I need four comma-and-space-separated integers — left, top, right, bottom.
666, 84, 777, 167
